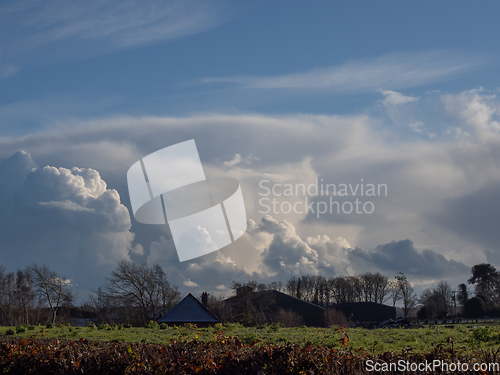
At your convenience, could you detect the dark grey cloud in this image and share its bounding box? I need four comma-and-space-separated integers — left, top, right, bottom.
348, 239, 469, 278
430, 183, 500, 267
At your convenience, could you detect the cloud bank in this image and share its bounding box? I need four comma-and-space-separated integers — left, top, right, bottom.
0, 88, 498, 297
0, 150, 138, 296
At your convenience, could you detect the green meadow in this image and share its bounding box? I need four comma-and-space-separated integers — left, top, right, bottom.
3, 321, 500, 354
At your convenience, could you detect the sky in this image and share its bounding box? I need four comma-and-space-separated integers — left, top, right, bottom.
1, 0, 500, 302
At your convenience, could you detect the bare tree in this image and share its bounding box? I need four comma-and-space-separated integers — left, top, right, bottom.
360, 272, 389, 303
105, 260, 180, 324
268, 281, 283, 292
350, 276, 364, 302
207, 294, 234, 323
360, 273, 376, 302
330, 276, 356, 304
231, 280, 267, 295
372, 273, 390, 304
417, 281, 453, 319
0, 266, 15, 325
84, 287, 118, 324
434, 281, 453, 317
286, 277, 299, 297
388, 280, 402, 308
395, 272, 416, 318
418, 288, 439, 319
27, 264, 74, 323
15, 270, 38, 325
284, 275, 327, 305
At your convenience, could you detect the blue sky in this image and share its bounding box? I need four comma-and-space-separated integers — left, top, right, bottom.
1, 1, 500, 300
1, 1, 499, 133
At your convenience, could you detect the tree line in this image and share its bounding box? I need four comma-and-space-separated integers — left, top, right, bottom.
285, 273, 395, 306
0, 264, 74, 326
0, 261, 180, 326
261, 263, 500, 321
84, 260, 181, 325
231, 263, 500, 322
418, 263, 500, 320
230, 271, 417, 319
284, 272, 415, 318
3, 260, 500, 327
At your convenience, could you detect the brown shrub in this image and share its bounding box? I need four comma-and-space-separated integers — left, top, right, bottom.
325, 307, 350, 327
274, 309, 303, 327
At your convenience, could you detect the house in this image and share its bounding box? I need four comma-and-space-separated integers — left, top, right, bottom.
157, 293, 221, 327
331, 302, 396, 327
223, 289, 326, 327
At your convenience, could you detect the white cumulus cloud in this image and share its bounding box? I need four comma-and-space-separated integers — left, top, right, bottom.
380, 90, 419, 105
0, 150, 137, 297
442, 88, 500, 141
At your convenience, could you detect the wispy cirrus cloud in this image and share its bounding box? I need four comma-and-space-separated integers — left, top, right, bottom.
0, 0, 224, 76
19, 0, 220, 47
200, 51, 492, 92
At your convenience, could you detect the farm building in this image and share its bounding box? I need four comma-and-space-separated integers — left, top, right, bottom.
157, 293, 221, 327
223, 289, 326, 327
331, 302, 396, 327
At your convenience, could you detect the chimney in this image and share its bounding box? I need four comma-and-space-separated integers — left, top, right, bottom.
201, 292, 208, 307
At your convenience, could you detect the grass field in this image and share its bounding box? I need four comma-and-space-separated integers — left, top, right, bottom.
3, 322, 500, 374
2, 321, 500, 354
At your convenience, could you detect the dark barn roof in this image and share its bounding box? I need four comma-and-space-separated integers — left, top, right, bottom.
157, 293, 221, 326
225, 290, 326, 327
332, 302, 396, 323
271, 291, 326, 326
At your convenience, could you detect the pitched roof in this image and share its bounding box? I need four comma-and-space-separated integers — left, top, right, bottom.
224, 290, 325, 326
331, 302, 396, 323
157, 293, 220, 324
225, 289, 326, 311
